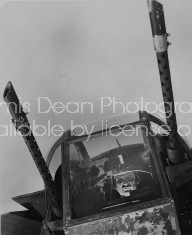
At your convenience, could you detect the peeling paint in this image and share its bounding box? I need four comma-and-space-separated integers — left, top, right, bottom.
65, 202, 181, 235
169, 215, 176, 230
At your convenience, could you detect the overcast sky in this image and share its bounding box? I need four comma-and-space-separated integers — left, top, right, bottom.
0, 0, 192, 214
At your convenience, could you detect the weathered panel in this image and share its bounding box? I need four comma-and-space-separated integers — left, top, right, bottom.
65, 202, 181, 235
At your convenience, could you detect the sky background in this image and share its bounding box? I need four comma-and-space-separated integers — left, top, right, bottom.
0, 0, 192, 214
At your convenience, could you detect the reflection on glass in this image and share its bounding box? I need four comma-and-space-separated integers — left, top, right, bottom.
70, 124, 163, 218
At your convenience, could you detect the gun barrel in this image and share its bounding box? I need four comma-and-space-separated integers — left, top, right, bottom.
3, 82, 62, 217
3, 82, 26, 121
147, 1, 179, 151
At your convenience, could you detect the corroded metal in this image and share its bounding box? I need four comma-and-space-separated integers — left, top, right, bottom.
65, 202, 181, 235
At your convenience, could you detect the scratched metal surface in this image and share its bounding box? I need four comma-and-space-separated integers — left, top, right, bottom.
65, 202, 181, 235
